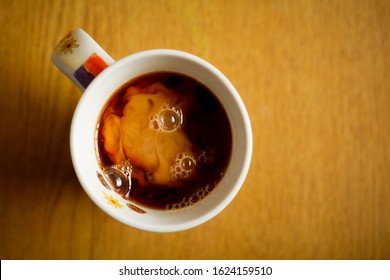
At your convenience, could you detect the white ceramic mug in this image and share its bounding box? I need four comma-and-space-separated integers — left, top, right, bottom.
52, 28, 252, 232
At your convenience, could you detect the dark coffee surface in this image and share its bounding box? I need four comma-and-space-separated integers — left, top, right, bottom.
97, 72, 232, 210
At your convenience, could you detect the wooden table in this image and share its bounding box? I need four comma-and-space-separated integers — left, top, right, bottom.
1, 0, 389, 260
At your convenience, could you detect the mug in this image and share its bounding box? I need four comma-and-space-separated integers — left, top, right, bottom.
51, 28, 252, 232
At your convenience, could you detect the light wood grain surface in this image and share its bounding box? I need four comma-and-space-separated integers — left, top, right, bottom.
1, 0, 389, 260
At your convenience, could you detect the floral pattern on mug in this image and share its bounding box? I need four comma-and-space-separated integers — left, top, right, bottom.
103, 191, 124, 209
97, 172, 110, 190
127, 203, 146, 214
60, 34, 79, 55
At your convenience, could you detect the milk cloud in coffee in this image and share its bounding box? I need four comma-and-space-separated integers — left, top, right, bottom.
96, 72, 232, 210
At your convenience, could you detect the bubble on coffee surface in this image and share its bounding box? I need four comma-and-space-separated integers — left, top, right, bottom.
170, 153, 197, 181
101, 160, 132, 198
149, 104, 183, 132
198, 149, 215, 165
165, 183, 215, 210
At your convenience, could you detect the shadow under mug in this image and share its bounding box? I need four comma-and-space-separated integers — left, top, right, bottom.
52, 28, 252, 232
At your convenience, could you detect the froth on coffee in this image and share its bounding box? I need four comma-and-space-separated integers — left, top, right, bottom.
96, 72, 232, 210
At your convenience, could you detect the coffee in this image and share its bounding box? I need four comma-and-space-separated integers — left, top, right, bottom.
96, 72, 232, 210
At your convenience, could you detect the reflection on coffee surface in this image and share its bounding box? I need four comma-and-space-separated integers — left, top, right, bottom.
96, 72, 232, 210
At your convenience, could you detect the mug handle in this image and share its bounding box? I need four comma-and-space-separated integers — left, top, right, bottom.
51, 28, 115, 92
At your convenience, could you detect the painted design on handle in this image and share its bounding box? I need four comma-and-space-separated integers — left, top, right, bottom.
51, 28, 115, 92
74, 53, 109, 88
60, 34, 79, 54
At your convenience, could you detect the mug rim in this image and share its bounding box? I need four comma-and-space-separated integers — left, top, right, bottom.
70, 49, 252, 232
